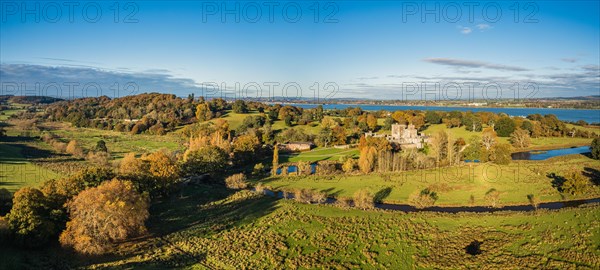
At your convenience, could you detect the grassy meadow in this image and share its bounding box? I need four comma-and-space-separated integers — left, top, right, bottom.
0, 142, 59, 192
3, 185, 598, 269
423, 124, 594, 150
258, 154, 600, 206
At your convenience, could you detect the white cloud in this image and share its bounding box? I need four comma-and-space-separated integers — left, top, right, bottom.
476, 24, 492, 31
460, 27, 472, 34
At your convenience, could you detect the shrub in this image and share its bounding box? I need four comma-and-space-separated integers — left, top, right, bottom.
335, 197, 352, 208
252, 163, 265, 176
562, 169, 591, 195
66, 140, 83, 157
225, 173, 248, 190
310, 190, 327, 204
86, 151, 111, 167
293, 189, 313, 203
484, 188, 501, 208
527, 194, 539, 209
254, 183, 266, 194
410, 188, 438, 209
353, 189, 374, 209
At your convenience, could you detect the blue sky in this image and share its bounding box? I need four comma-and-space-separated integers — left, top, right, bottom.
1, 1, 599, 100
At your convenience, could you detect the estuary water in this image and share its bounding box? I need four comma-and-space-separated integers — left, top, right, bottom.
292, 104, 600, 123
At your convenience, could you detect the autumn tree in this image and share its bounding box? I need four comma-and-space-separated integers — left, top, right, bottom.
366, 114, 378, 131
342, 158, 356, 174
430, 131, 449, 165
195, 102, 213, 122
358, 146, 377, 173
119, 152, 144, 176
7, 188, 56, 247
142, 151, 180, 196
481, 127, 498, 151
297, 161, 312, 176
510, 128, 531, 148
491, 143, 512, 165
272, 144, 279, 175
320, 116, 339, 129
60, 180, 149, 255
233, 133, 261, 164
561, 169, 591, 195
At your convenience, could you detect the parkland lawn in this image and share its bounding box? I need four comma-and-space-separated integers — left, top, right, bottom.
257, 154, 600, 206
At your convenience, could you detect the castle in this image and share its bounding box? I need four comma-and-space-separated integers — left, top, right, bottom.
365, 124, 428, 149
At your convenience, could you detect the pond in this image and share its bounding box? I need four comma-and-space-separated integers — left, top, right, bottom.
511, 146, 591, 160
275, 163, 317, 175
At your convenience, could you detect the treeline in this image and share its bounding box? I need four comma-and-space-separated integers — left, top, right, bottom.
17, 92, 598, 141
0, 95, 63, 104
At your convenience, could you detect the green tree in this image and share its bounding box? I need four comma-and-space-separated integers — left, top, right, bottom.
182, 146, 229, 176
383, 117, 394, 130
591, 138, 600, 160
495, 117, 516, 137
95, 140, 108, 152
7, 188, 56, 247
425, 111, 441, 124
463, 136, 482, 161
232, 99, 248, 114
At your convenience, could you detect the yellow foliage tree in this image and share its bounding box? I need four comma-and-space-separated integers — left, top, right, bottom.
59, 179, 149, 255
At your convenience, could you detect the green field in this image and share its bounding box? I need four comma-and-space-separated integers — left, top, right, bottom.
258, 154, 600, 206
4, 185, 597, 269
280, 147, 359, 163
423, 124, 593, 150
0, 143, 59, 192
33, 122, 184, 159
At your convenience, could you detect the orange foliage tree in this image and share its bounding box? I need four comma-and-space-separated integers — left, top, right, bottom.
60, 179, 149, 255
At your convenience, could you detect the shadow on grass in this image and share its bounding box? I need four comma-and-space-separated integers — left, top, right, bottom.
374, 187, 393, 203
583, 167, 600, 186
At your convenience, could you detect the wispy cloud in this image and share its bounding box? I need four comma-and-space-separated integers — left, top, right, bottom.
476, 24, 492, 31
561, 58, 578, 63
423, 57, 530, 72
0, 64, 203, 98
459, 26, 472, 34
